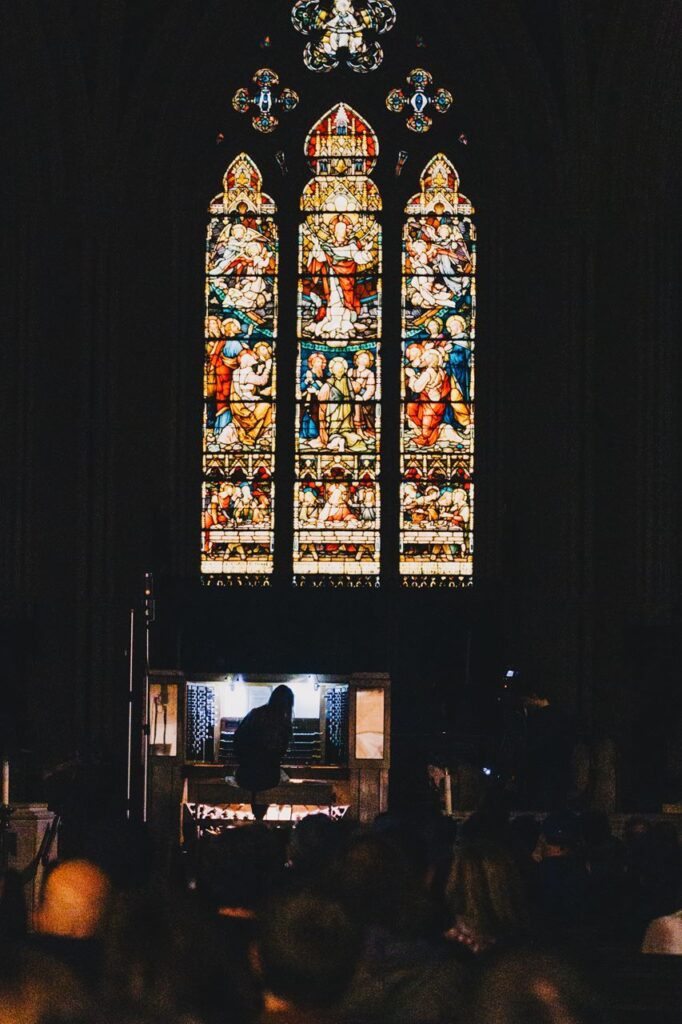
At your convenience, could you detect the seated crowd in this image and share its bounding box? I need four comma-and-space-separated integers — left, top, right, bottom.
0, 807, 680, 1024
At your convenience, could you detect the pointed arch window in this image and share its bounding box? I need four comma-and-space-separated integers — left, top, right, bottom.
202, 155, 278, 580
294, 104, 382, 583
400, 155, 476, 584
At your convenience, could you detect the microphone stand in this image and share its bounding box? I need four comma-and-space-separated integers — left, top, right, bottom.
0, 803, 16, 874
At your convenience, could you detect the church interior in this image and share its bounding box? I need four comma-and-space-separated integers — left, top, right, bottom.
2, 0, 681, 845
2, 3, 682, 1020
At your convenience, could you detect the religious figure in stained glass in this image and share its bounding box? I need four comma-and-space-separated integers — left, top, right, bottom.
292, 0, 396, 73
294, 104, 382, 581
400, 155, 475, 583
202, 155, 278, 580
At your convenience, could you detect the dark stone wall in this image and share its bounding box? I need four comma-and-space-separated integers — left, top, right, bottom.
2, 0, 680, 807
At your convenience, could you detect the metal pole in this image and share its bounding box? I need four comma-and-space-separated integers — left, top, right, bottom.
141, 572, 154, 824
126, 608, 135, 820
142, 624, 150, 823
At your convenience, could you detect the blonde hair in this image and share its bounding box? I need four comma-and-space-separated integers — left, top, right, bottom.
446, 841, 529, 939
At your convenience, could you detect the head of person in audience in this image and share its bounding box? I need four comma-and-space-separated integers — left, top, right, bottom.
579, 811, 612, 851
470, 947, 609, 1024
198, 824, 284, 913
510, 815, 542, 859
535, 813, 582, 861
445, 840, 530, 946
623, 816, 651, 849
327, 831, 432, 939
0, 947, 88, 1024
103, 889, 260, 1024
256, 891, 360, 1018
287, 813, 338, 877
34, 859, 112, 939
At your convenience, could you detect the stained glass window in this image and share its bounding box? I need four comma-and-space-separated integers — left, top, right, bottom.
292, 0, 397, 74
294, 104, 382, 582
400, 155, 475, 584
202, 155, 278, 581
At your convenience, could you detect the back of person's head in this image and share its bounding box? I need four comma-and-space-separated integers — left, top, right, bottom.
470, 947, 610, 1024
371, 811, 432, 878
460, 809, 510, 844
102, 890, 259, 1024
540, 813, 582, 856
624, 816, 651, 847
82, 819, 153, 891
257, 891, 360, 1012
510, 815, 541, 858
579, 811, 611, 850
446, 840, 530, 939
328, 831, 427, 936
269, 685, 294, 715
36, 859, 112, 939
287, 813, 337, 876
0, 945, 89, 1024
198, 824, 284, 911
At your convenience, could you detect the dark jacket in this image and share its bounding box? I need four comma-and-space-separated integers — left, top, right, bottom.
234, 704, 292, 792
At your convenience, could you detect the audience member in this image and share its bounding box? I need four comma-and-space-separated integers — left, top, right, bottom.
35, 860, 112, 939
286, 812, 339, 880
256, 891, 360, 1023
470, 945, 610, 1024
328, 833, 467, 1023
0, 806, 679, 1024
641, 908, 682, 955
444, 840, 530, 955
0, 945, 89, 1024
101, 889, 260, 1024
533, 813, 590, 933
29, 859, 112, 989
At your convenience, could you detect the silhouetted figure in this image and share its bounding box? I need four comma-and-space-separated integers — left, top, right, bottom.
234, 686, 294, 820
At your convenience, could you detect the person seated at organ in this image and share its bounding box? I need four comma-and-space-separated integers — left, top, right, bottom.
233, 685, 295, 820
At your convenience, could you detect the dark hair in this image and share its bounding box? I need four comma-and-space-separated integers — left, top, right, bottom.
326, 831, 434, 938
269, 685, 294, 714
198, 825, 284, 911
258, 892, 359, 1011
287, 813, 338, 877
101, 891, 259, 1024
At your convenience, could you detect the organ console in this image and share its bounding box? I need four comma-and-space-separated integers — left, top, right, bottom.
146, 672, 390, 856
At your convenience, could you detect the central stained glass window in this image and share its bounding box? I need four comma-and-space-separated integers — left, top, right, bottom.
294, 104, 382, 582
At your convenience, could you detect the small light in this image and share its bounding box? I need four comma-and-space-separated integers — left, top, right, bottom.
482, 767, 492, 777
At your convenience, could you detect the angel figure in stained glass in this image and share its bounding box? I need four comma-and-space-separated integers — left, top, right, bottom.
304, 214, 376, 340
320, 0, 366, 56
209, 222, 275, 315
